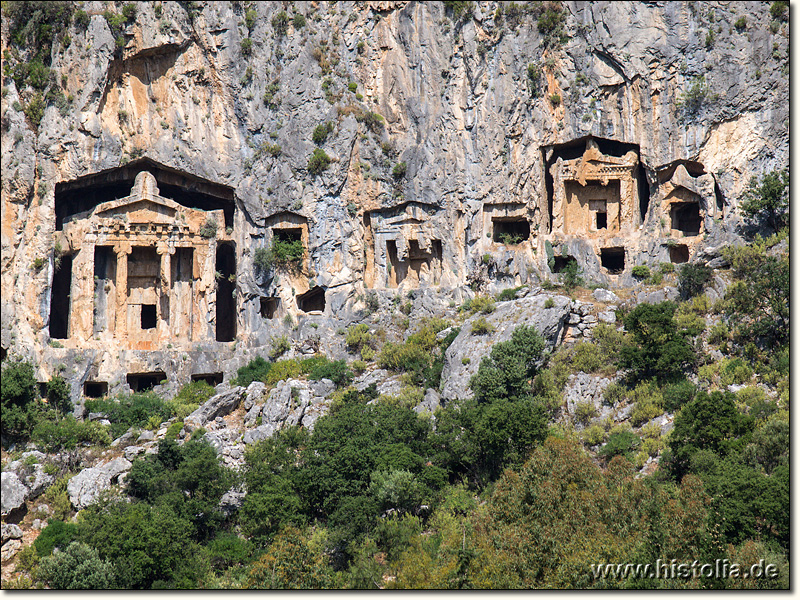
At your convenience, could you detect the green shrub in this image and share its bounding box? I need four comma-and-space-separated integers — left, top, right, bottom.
619, 301, 695, 383
471, 317, 494, 335
574, 401, 598, 425
470, 325, 546, 404
392, 162, 407, 179
560, 259, 583, 291
307, 358, 353, 388
734, 16, 747, 31
677, 76, 713, 119
536, 2, 567, 48
348, 81, 358, 92
496, 286, 525, 301
32, 416, 110, 452
293, 12, 306, 28
312, 121, 334, 146
462, 295, 495, 315
599, 430, 640, 459
272, 11, 289, 36
677, 263, 712, 299
74, 9, 90, 28
771, 1, 789, 21
631, 265, 650, 279
544, 297, 555, 308
269, 335, 291, 360
355, 111, 384, 133
234, 356, 272, 387
85, 392, 171, 438
549, 93, 561, 106
165, 421, 184, 440
526, 63, 542, 98
34, 520, 80, 557
345, 324, 372, 353
38, 541, 116, 589
199, 217, 217, 238
2, 360, 43, 443
739, 169, 788, 232
581, 424, 605, 446
307, 148, 331, 175
662, 378, 697, 413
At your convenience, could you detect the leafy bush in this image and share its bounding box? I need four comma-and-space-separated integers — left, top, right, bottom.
199, 217, 217, 238
527, 63, 542, 98
470, 317, 494, 335
37, 541, 116, 589
307, 148, 331, 175
265, 360, 301, 385
461, 295, 495, 315
1, 360, 42, 443
535, 1, 567, 48
560, 259, 583, 291
549, 93, 561, 106
619, 301, 695, 383
241, 37, 253, 56
599, 429, 640, 459
306, 358, 353, 388
544, 297, 555, 309
85, 392, 171, 438
293, 12, 306, 28
734, 16, 747, 31
234, 356, 273, 387
739, 169, 788, 232
470, 325, 545, 404
32, 416, 110, 452
631, 265, 650, 279
345, 324, 373, 354
272, 11, 289, 36
677, 76, 714, 119
312, 121, 334, 146
355, 111, 384, 133
677, 262, 712, 299
392, 162, 407, 179
269, 335, 291, 360
34, 520, 80, 557
495, 286, 525, 301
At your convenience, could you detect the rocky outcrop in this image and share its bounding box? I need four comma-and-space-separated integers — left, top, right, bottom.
184, 387, 246, 431
67, 457, 133, 510
0, 2, 787, 407
441, 294, 571, 401
1, 472, 28, 517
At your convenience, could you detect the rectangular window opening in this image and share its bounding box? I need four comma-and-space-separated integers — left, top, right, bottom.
670, 202, 701, 236
669, 244, 690, 264
596, 211, 607, 230
191, 373, 223, 387
126, 371, 167, 392
83, 381, 108, 398
50, 253, 74, 339
492, 218, 531, 243
260, 296, 280, 319
600, 247, 626, 274
141, 304, 157, 329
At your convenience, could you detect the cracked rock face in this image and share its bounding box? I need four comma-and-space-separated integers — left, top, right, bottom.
67, 457, 133, 510
0, 2, 787, 405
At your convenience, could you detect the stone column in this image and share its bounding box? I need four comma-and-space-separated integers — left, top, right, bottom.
114, 244, 131, 339
156, 245, 171, 329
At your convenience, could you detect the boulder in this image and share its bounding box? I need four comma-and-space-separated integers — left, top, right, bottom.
67, 457, 132, 509
1, 472, 29, 516
184, 386, 245, 430
1, 539, 23, 561
244, 381, 266, 411
243, 424, 276, 445
414, 388, 441, 415
2, 523, 23, 544
593, 288, 620, 304
219, 488, 246, 515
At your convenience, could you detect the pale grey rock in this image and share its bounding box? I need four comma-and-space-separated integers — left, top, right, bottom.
355, 369, 390, 392
441, 295, 571, 401
376, 376, 405, 398
598, 310, 617, 324
309, 378, 335, 398
124, 446, 145, 461
568, 313, 582, 325
67, 457, 132, 509
137, 430, 155, 442
1, 539, 23, 561
219, 489, 246, 515
184, 386, 245, 430
1, 472, 29, 516
2, 523, 23, 543
244, 402, 263, 427
636, 287, 679, 305
243, 424, 276, 445
414, 388, 441, 415
593, 289, 620, 304
244, 381, 266, 411
582, 314, 598, 325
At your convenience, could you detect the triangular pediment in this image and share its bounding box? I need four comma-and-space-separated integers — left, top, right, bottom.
95, 197, 180, 222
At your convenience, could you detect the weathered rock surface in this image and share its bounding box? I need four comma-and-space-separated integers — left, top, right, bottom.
1, 524, 23, 544
1, 472, 29, 517
184, 387, 245, 430
67, 457, 133, 510
441, 295, 571, 400
0, 1, 786, 407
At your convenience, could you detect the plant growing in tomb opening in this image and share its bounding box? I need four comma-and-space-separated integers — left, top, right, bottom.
199, 217, 218, 238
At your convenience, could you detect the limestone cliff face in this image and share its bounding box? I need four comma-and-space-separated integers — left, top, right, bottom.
0, 1, 788, 401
